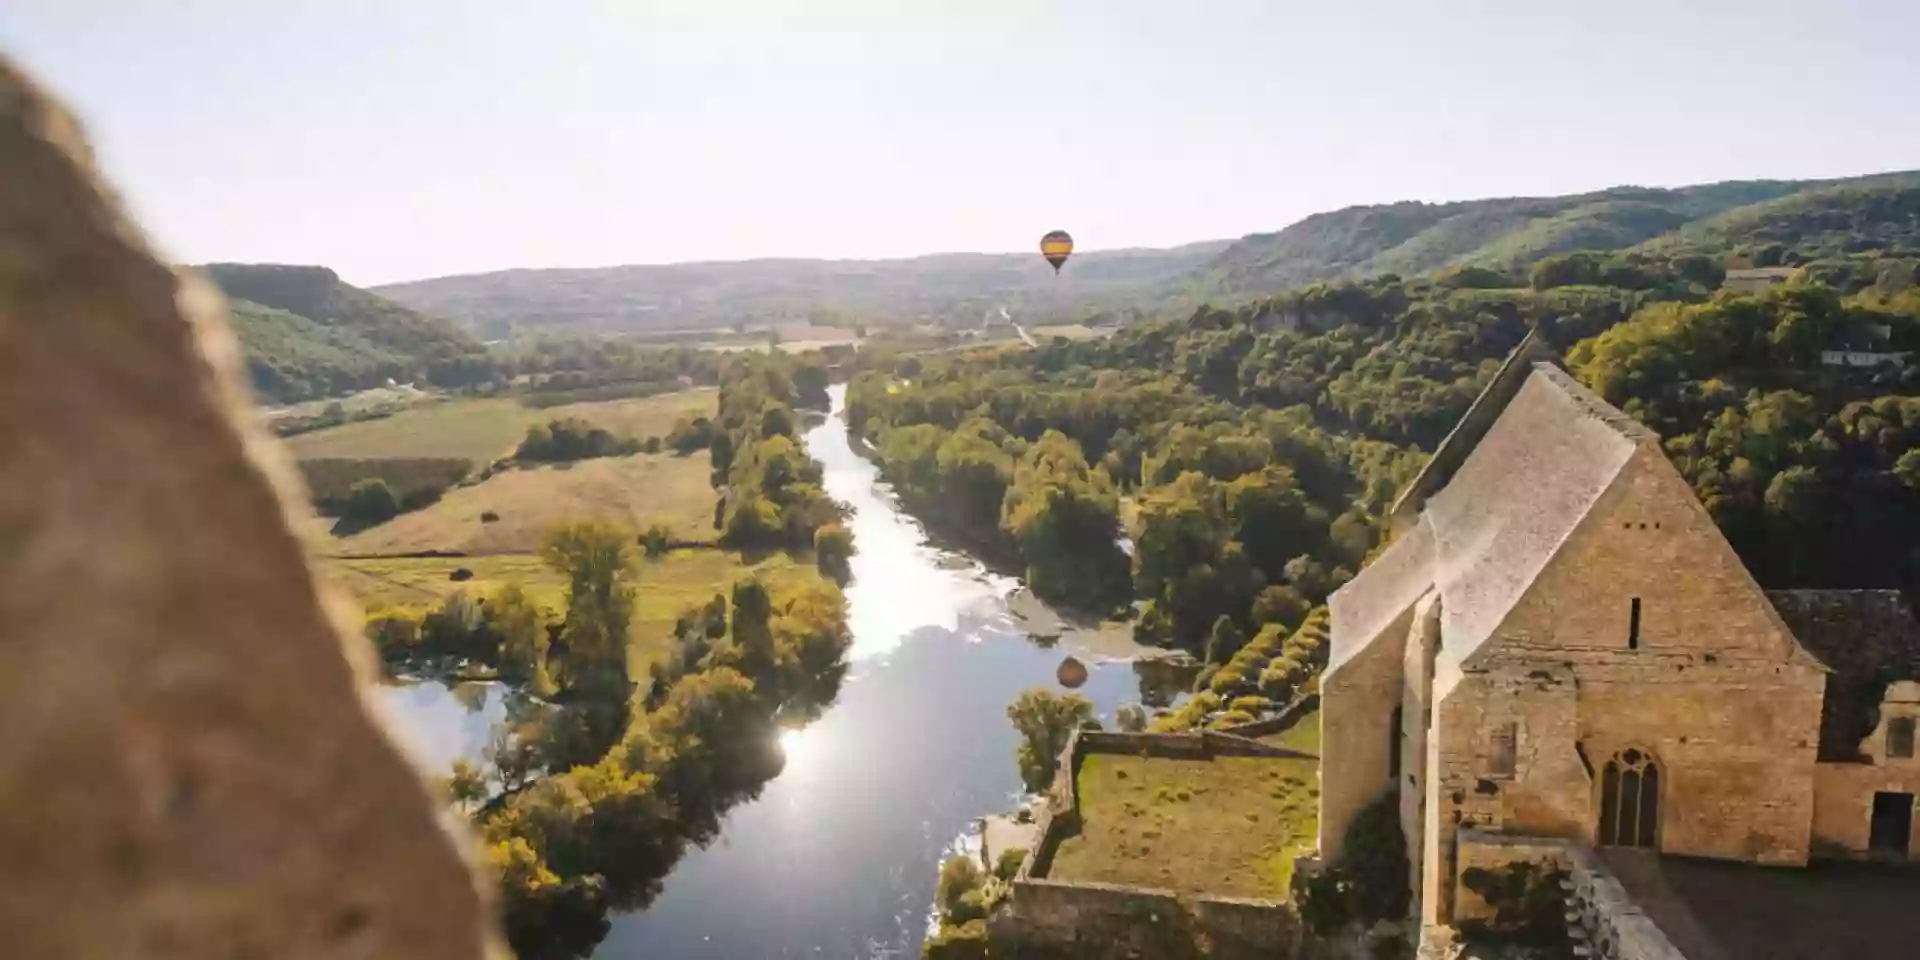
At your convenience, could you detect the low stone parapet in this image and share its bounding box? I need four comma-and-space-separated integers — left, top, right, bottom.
1452, 830, 1689, 960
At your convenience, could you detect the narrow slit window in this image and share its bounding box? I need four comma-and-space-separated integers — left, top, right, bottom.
1629, 597, 1642, 650
1490, 722, 1518, 778
1890, 717, 1915, 759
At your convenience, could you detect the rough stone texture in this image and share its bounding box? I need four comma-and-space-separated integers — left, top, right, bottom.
1002, 879, 1299, 960
1324, 354, 1888, 935
1416, 443, 1829, 920
1449, 833, 1688, 960
1450, 830, 1571, 924
0, 58, 496, 959
1811, 762, 1920, 858
1810, 681, 1920, 858
1458, 445, 1828, 859
1566, 848, 1688, 960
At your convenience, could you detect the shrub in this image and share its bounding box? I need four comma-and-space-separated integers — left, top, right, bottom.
641, 524, 672, 558
665, 416, 716, 455
642, 436, 662, 454
516, 417, 641, 462
481, 510, 501, 523
1459, 863, 1567, 946
813, 522, 854, 582
450, 567, 474, 582
341, 477, 400, 525
1229, 695, 1274, 715
302, 457, 471, 515
365, 610, 424, 659
1207, 665, 1249, 696
921, 919, 988, 959
1150, 691, 1220, 732
993, 847, 1027, 881
1006, 689, 1098, 792
935, 855, 984, 919
1115, 704, 1147, 732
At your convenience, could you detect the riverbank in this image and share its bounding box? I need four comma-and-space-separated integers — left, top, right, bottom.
1002, 586, 1188, 664
587, 384, 1196, 958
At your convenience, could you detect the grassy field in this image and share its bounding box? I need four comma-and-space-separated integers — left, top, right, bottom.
319, 453, 716, 555
1030, 324, 1110, 342
284, 388, 718, 462
286, 397, 534, 461
540, 388, 717, 440
324, 548, 825, 669
1047, 752, 1320, 899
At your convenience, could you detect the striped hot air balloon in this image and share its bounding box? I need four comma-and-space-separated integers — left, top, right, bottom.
1039, 230, 1073, 274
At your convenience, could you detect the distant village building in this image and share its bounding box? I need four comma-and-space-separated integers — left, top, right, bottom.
1318, 334, 1920, 931
1722, 266, 1796, 292
1821, 323, 1910, 367
1820, 349, 1910, 368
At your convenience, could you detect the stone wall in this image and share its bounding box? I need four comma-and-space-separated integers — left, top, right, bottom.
1320, 596, 1415, 860
0, 57, 496, 959
1417, 448, 1830, 921
1401, 591, 1441, 920
1007, 728, 1304, 957
1023, 728, 1319, 881
1564, 847, 1687, 960
1003, 877, 1298, 959
1450, 830, 1571, 924
1812, 762, 1920, 859
1771, 591, 1920, 761
1073, 728, 1320, 762
1810, 681, 1920, 859
1451, 832, 1686, 960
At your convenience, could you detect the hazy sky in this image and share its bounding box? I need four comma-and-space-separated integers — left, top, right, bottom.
5, 1, 1916, 286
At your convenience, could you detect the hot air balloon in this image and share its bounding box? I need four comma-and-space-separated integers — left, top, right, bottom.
1039, 230, 1073, 274
1056, 655, 1088, 689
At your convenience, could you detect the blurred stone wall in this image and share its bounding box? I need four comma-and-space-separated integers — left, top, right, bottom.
0, 57, 496, 959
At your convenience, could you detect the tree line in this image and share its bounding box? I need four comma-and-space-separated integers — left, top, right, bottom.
849, 246, 1920, 669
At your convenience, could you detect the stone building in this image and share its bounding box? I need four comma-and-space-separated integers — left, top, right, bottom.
1318, 336, 1920, 928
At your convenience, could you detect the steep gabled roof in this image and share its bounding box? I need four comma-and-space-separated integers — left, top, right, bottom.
1327, 520, 1433, 677
1424, 365, 1651, 664
1769, 590, 1920, 760
1388, 326, 1553, 533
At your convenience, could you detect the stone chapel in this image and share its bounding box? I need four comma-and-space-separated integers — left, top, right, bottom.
1318, 334, 1920, 927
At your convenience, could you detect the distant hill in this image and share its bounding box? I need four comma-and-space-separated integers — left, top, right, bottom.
372, 243, 1229, 338
370, 170, 1920, 337
1636, 181, 1920, 261
202, 263, 494, 402
1198, 171, 1920, 299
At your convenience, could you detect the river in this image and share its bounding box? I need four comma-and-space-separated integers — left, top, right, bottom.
384, 384, 1190, 958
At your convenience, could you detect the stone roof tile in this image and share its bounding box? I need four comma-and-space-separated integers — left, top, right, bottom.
1328, 519, 1434, 676
1425, 364, 1646, 663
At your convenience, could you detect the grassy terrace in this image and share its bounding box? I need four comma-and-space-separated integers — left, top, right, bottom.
1047, 750, 1320, 899
322, 452, 717, 555
322, 549, 826, 671
286, 388, 717, 462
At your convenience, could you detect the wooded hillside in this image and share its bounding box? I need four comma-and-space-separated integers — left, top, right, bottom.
368, 170, 1919, 336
